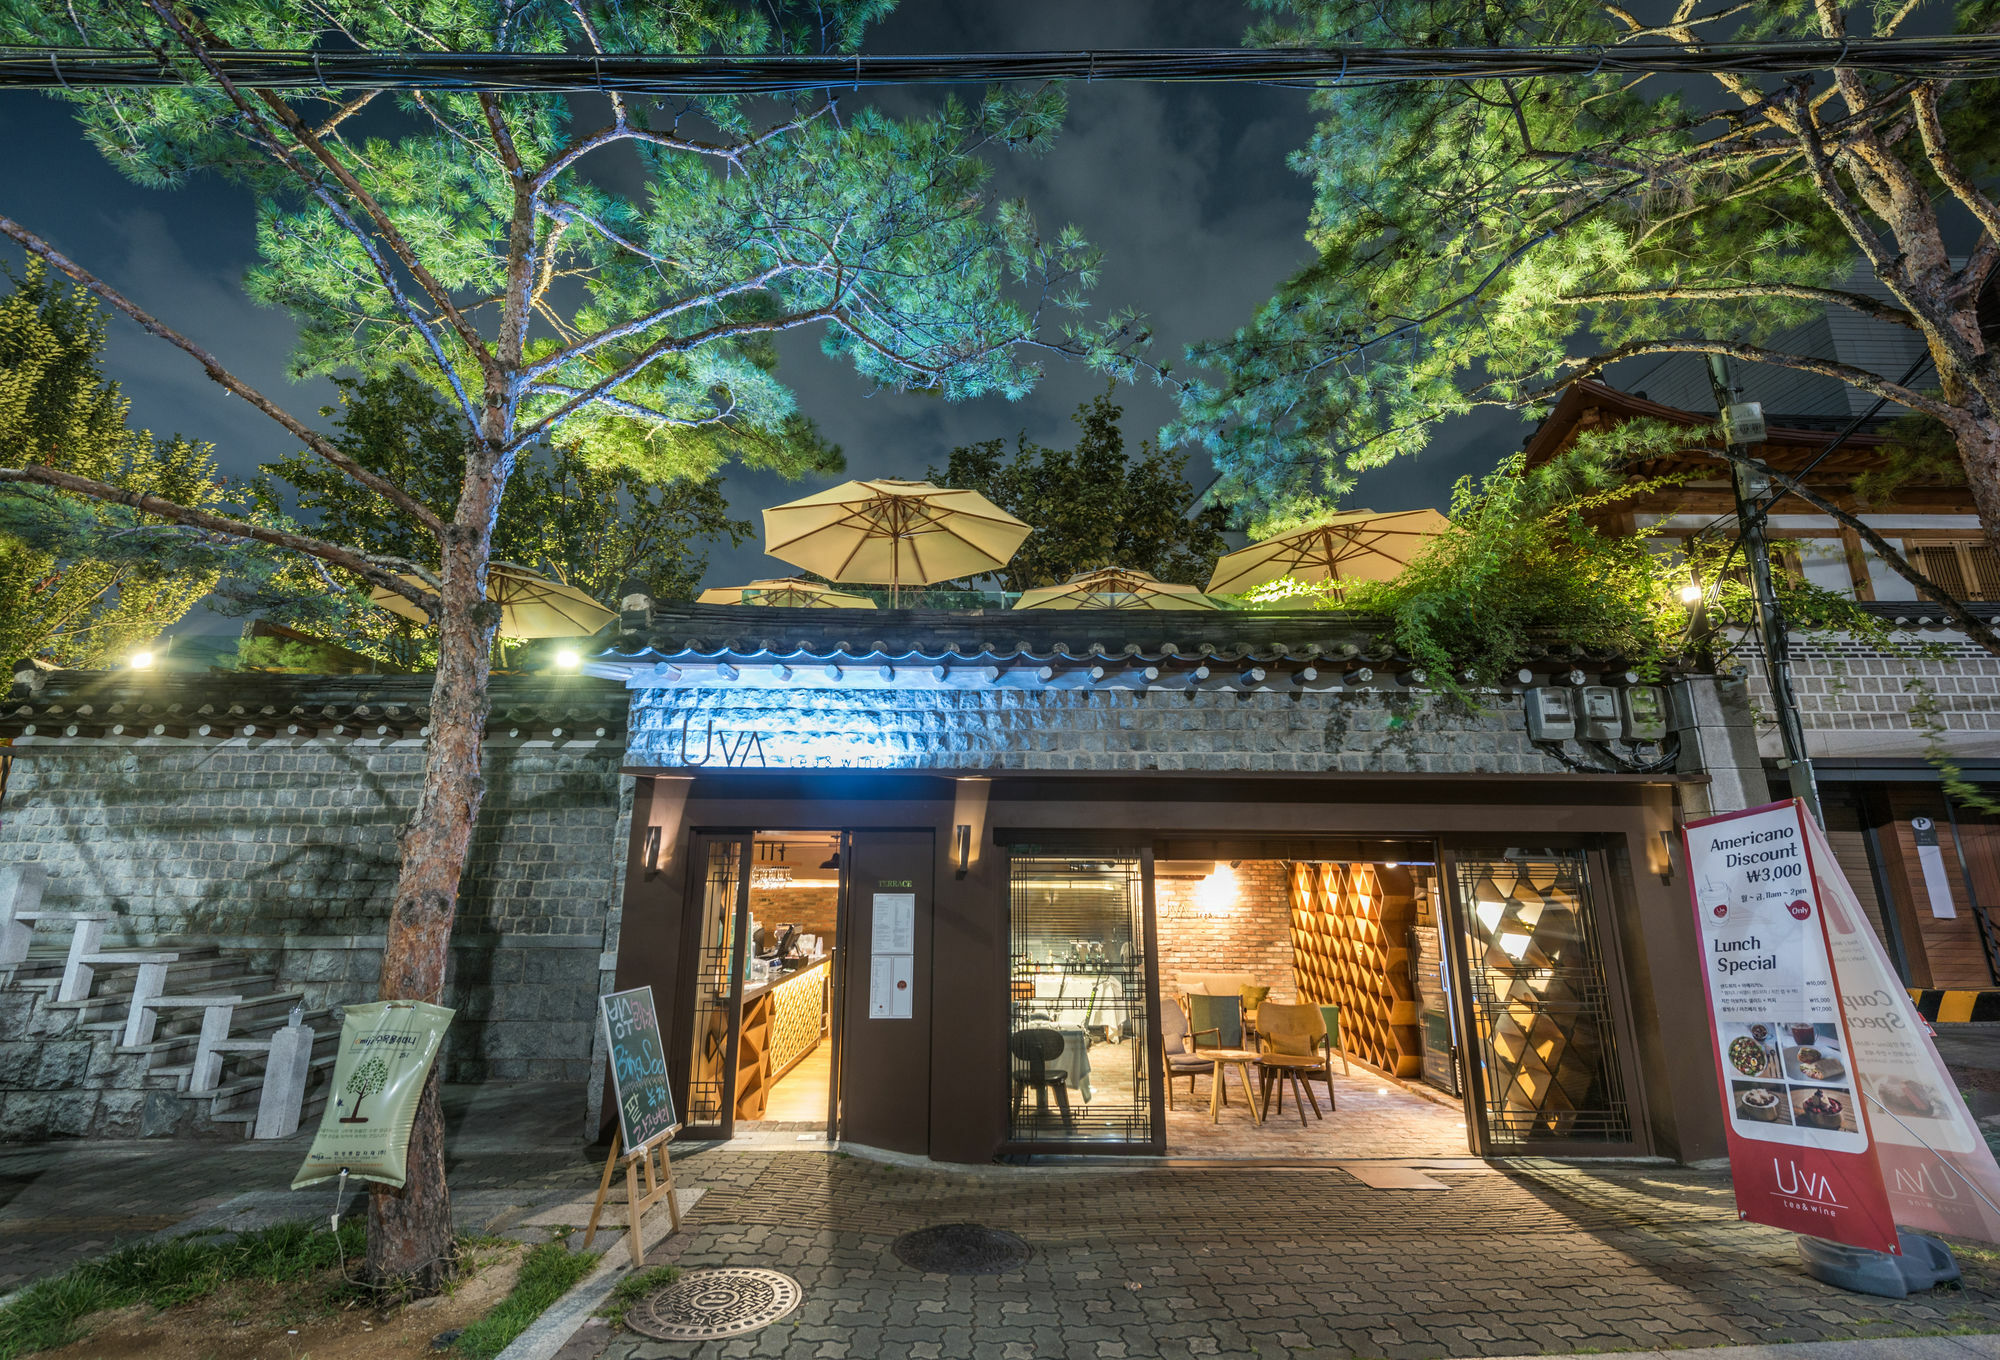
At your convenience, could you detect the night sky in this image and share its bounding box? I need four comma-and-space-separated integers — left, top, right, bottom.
0, 0, 1519, 639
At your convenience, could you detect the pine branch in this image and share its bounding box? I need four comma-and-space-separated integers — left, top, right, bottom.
0, 213, 448, 539
0, 463, 440, 609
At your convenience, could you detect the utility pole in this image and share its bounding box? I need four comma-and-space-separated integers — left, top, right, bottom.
1707, 354, 1823, 826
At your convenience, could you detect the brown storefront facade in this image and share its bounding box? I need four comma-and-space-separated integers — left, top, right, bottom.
592, 606, 1741, 1167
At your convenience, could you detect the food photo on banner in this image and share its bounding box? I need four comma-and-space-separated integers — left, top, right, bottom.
293, 1000, 454, 1191
1684, 800, 1898, 1253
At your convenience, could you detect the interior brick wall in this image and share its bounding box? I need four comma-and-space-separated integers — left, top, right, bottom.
749, 886, 839, 943
1155, 860, 1296, 1004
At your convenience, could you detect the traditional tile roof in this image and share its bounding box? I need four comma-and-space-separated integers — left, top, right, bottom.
1, 672, 626, 743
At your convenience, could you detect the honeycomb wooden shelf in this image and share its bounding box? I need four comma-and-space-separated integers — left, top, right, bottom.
1287, 861, 1423, 1078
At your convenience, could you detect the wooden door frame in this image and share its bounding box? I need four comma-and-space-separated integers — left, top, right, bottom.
673, 831, 752, 1141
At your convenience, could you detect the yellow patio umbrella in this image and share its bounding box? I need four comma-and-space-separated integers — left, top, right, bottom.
762, 478, 1031, 606
1205, 508, 1449, 596
696, 577, 879, 609
1013, 566, 1221, 611
367, 563, 617, 639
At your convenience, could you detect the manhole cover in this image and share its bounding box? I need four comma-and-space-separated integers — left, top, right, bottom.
624, 1267, 802, 1341
891, 1223, 1033, 1275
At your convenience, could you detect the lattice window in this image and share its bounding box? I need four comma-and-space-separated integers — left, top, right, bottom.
1909, 540, 2000, 602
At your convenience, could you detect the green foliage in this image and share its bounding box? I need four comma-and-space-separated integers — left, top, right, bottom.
601, 1264, 680, 1331
928, 387, 1229, 592
0, 1218, 365, 1358
245, 371, 753, 669
1854, 413, 1965, 504
1175, 0, 1995, 529
0, 261, 228, 666
1234, 429, 1905, 701
452, 1241, 600, 1360
0, 0, 1120, 490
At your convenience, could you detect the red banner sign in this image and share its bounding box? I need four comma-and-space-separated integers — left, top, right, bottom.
1684, 799, 1899, 1253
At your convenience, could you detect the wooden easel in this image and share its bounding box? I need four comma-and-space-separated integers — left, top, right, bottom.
583, 1125, 683, 1266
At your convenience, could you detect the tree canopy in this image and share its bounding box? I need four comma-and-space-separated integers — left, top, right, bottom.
246, 370, 753, 669
0, 262, 226, 667
929, 389, 1229, 593
1178, 0, 2000, 544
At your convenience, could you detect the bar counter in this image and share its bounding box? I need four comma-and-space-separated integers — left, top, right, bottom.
734, 956, 831, 1120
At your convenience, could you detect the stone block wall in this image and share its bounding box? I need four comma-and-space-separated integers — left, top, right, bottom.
1738, 632, 2000, 761
1155, 862, 1297, 1004
0, 717, 626, 1083
629, 685, 1573, 774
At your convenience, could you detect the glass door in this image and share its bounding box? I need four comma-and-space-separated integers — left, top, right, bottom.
1004, 849, 1162, 1150
1445, 848, 1647, 1156
679, 833, 751, 1139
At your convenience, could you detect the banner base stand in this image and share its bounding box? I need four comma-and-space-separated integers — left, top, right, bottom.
1798, 1231, 1959, 1297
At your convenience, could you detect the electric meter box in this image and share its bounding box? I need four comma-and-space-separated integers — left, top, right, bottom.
1576, 686, 1621, 741
1620, 685, 1670, 741
1524, 687, 1577, 741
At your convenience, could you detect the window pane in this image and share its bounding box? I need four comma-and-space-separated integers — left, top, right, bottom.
1008, 854, 1151, 1144
1456, 852, 1633, 1147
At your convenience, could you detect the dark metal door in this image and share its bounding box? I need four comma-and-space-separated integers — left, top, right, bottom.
1442, 845, 1649, 1157
834, 830, 933, 1155
675, 833, 751, 1140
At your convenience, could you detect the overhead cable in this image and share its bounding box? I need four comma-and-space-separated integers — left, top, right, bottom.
4, 39, 2000, 94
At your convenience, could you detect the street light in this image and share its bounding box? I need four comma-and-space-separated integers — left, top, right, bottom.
1679, 582, 1704, 606
129, 651, 155, 669
554, 648, 580, 670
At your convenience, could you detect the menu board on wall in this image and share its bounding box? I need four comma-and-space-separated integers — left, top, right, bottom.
1684, 800, 1899, 1253
869, 892, 915, 1020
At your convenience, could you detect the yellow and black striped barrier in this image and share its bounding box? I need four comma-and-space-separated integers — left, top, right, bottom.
1909, 988, 2000, 1023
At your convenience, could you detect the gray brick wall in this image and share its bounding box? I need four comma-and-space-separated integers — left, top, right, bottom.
1736, 634, 2000, 761
0, 737, 624, 1082
626, 685, 1575, 774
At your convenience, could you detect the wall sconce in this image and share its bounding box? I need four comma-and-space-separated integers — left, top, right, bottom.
955, 824, 972, 879
642, 825, 663, 879
1657, 828, 1677, 886
1193, 861, 1238, 917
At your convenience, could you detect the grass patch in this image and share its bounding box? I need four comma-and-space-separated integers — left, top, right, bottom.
451, 1241, 600, 1360
600, 1265, 679, 1330
0, 1218, 365, 1359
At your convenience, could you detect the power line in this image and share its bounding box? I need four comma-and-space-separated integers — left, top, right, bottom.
6, 38, 2000, 95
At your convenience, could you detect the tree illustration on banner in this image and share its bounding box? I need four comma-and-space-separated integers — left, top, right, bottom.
342, 1055, 390, 1125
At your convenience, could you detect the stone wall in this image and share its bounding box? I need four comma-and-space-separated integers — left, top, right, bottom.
0, 677, 629, 1083
1737, 631, 2000, 762
1155, 862, 1297, 1004
628, 685, 1574, 774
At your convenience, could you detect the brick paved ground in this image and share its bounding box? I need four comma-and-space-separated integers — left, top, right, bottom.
581, 1149, 2000, 1360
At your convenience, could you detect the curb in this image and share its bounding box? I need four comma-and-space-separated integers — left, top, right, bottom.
492, 1186, 703, 1360
1910, 989, 2000, 1023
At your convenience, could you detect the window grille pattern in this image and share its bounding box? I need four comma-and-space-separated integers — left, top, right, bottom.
685, 840, 743, 1128
1909, 540, 2000, 602
1456, 853, 1632, 1147
1007, 854, 1151, 1144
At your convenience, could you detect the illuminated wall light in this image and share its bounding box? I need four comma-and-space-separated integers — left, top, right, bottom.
555, 648, 580, 670
1192, 861, 1238, 917
129, 651, 155, 670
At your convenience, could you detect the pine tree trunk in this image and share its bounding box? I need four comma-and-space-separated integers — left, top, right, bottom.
363, 470, 502, 1291
1950, 412, 2000, 561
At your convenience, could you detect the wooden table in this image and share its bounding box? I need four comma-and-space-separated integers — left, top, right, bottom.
1205, 1048, 1265, 1124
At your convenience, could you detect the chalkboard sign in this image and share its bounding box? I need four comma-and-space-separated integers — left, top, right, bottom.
600, 986, 677, 1153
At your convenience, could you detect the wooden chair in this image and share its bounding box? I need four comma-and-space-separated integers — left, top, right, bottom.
1318, 1003, 1351, 1073
1009, 1027, 1074, 1130
1159, 998, 1214, 1110
1255, 1002, 1332, 1126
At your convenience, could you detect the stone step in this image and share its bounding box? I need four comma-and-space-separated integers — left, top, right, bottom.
77, 977, 284, 1035
13, 911, 114, 923
175, 1049, 338, 1105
